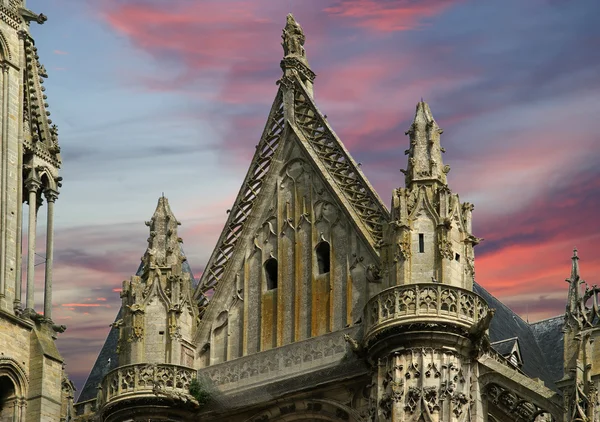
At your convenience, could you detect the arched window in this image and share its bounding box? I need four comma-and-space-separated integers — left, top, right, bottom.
264, 258, 278, 290
0, 376, 17, 421
316, 241, 331, 274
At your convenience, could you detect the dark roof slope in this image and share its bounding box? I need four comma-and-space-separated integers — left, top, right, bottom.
491, 337, 518, 357
474, 283, 562, 392
530, 315, 565, 384
77, 307, 121, 403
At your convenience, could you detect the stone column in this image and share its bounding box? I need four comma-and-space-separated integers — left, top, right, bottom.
0, 63, 9, 300
43, 188, 58, 319
25, 179, 40, 311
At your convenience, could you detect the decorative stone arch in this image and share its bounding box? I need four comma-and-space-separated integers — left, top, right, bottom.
0, 30, 12, 61
244, 399, 363, 422
481, 380, 559, 422
37, 167, 57, 191
0, 357, 28, 421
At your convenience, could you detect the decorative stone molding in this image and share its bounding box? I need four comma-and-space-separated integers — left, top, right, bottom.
293, 79, 388, 246
200, 326, 357, 393
364, 283, 489, 344
98, 363, 195, 407
372, 348, 474, 421
195, 90, 285, 304
486, 383, 555, 421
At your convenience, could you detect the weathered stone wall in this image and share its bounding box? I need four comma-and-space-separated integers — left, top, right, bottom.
198, 136, 380, 367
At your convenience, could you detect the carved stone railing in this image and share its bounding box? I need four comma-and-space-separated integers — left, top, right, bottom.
98, 363, 195, 407
199, 326, 359, 393
364, 283, 489, 343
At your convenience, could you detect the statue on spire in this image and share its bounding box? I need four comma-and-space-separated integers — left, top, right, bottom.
282, 13, 306, 59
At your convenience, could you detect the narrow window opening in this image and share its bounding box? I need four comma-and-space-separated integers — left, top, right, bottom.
316, 241, 331, 274
264, 258, 278, 290
419, 234, 424, 253
159, 331, 164, 335
455, 253, 460, 262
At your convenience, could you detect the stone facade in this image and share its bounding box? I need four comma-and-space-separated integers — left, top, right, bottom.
0, 10, 581, 422
0, 2, 71, 421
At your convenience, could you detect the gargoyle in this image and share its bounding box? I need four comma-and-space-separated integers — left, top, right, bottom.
344, 334, 365, 357
19, 8, 47, 24
468, 308, 495, 357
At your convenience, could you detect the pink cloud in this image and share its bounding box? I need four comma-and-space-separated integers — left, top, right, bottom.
324, 0, 462, 32
53, 49, 69, 55
61, 303, 111, 308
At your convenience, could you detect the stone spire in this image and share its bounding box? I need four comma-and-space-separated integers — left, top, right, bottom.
117, 196, 197, 367
279, 13, 315, 96
403, 101, 450, 188
141, 196, 184, 272
565, 248, 585, 329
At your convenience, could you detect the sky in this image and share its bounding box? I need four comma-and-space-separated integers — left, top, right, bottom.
24, 0, 600, 393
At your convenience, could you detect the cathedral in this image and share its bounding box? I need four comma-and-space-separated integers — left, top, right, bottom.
0, 4, 598, 422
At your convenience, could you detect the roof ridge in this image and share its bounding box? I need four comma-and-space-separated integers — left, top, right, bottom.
194, 89, 285, 304
491, 337, 519, 344
291, 78, 390, 245
529, 314, 564, 326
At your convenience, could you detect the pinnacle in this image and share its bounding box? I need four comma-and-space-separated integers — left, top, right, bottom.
403, 101, 448, 188
281, 13, 307, 62
570, 247, 580, 281
142, 196, 183, 270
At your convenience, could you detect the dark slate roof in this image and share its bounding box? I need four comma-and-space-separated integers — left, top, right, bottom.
491, 337, 518, 357
530, 315, 565, 384
77, 307, 122, 403
474, 283, 563, 392
76, 249, 198, 403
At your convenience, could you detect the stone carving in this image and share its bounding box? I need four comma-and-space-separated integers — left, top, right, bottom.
100, 364, 196, 407
365, 283, 489, 340
200, 328, 354, 390
486, 383, 554, 421
196, 92, 285, 301
281, 14, 306, 58
293, 81, 388, 245
438, 236, 454, 260
371, 348, 476, 421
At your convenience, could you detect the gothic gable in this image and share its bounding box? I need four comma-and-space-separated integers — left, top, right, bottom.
195, 128, 382, 366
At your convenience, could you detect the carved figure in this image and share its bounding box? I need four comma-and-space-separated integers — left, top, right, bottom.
282, 14, 306, 58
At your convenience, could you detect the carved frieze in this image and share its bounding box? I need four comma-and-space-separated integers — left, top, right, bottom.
372, 348, 472, 421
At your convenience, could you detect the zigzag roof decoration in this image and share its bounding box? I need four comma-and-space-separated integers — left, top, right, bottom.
194, 89, 285, 308
291, 78, 389, 245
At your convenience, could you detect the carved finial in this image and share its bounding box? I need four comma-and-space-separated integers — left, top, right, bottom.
142, 196, 185, 270
282, 13, 306, 59
571, 247, 580, 281
404, 101, 447, 188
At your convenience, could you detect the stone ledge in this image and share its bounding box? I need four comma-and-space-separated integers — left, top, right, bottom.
199, 326, 360, 395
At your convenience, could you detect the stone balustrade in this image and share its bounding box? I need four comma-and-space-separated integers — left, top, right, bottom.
364, 283, 489, 343
98, 363, 195, 407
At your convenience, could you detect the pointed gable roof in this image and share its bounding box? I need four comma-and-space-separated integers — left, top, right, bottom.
194, 14, 389, 307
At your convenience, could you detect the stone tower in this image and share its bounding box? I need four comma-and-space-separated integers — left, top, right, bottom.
116, 196, 197, 367
0, 1, 69, 421
97, 197, 198, 421
558, 249, 600, 420
364, 102, 489, 420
